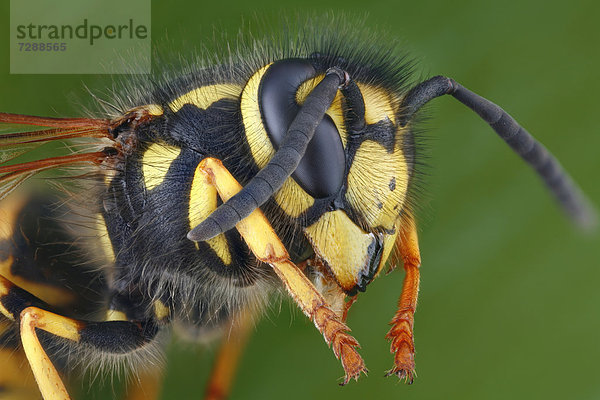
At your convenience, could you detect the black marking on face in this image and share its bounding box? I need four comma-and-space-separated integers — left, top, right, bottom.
346, 233, 384, 296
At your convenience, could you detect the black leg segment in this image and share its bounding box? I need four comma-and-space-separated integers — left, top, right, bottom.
0, 274, 159, 354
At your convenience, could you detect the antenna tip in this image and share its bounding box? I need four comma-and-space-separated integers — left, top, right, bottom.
187, 218, 222, 242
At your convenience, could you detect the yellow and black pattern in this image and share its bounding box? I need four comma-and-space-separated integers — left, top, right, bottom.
0, 192, 106, 397
1, 15, 585, 400
0, 193, 107, 316
0, 191, 170, 399
0, 22, 420, 397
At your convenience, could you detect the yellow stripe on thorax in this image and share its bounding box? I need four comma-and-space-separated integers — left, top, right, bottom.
169, 84, 242, 112
142, 143, 181, 191
145, 104, 164, 116
153, 300, 170, 321
105, 309, 128, 321
95, 214, 115, 263
241, 64, 315, 218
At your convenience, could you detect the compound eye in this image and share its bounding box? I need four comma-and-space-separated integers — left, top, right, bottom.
258, 58, 345, 199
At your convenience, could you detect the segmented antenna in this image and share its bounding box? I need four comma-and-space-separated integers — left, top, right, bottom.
400, 76, 597, 230
189, 72, 596, 242
187, 67, 349, 242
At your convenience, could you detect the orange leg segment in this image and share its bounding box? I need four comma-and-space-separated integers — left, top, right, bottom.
124, 368, 164, 400
385, 215, 421, 384
196, 157, 366, 385
204, 312, 254, 400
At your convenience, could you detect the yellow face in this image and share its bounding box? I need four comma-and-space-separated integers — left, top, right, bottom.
242, 64, 412, 295
302, 82, 410, 294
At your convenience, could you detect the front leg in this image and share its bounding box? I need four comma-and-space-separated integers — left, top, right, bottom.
193, 157, 367, 384
385, 215, 421, 384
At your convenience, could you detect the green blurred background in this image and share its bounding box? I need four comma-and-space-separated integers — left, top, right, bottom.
1, 0, 599, 399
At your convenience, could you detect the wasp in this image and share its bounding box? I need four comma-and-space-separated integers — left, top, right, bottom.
0, 18, 596, 400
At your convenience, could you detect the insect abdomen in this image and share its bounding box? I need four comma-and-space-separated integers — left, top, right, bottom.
0, 192, 107, 315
